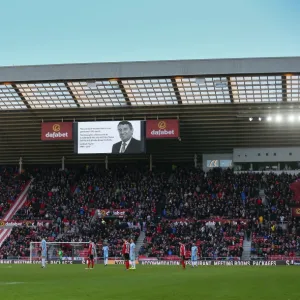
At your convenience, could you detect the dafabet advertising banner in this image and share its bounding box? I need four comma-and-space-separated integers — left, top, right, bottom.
41, 122, 73, 141
146, 120, 179, 139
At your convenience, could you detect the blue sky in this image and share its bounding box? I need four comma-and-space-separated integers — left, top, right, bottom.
1, 0, 300, 66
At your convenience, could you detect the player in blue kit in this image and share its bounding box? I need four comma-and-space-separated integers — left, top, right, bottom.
191, 243, 198, 267
103, 243, 109, 266
130, 239, 136, 270
41, 237, 47, 268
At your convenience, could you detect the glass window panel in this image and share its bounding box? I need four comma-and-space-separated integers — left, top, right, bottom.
230, 76, 282, 103
14, 82, 78, 108
67, 81, 126, 107
122, 78, 177, 105
175, 77, 231, 104
287, 75, 300, 102
207, 160, 219, 168
0, 84, 27, 110
0, 75, 291, 108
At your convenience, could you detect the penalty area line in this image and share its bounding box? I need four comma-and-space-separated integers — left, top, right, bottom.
0, 282, 25, 285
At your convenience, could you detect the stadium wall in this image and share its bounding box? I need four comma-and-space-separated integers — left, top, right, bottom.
233, 147, 300, 163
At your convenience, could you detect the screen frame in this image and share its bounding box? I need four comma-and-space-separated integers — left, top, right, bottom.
73, 120, 146, 155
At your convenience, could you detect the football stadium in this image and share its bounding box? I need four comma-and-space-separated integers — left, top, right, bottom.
1, 57, 300, 299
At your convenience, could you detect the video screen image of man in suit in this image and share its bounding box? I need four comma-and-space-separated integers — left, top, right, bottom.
111, 121, 142, 154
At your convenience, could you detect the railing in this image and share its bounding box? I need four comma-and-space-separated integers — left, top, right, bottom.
250, 256, 267, 260
251, 255, 300, 261
267, 255, 298, 261
235, 170, 300, 175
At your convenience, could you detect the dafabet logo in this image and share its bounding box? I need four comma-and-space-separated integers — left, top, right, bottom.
52, 124, 61, 132
146, 120, 179, 139
41, 122, 73, 141
158, 121, 167, 130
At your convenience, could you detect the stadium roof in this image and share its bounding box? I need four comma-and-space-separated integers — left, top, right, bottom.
1, 57, 300, 165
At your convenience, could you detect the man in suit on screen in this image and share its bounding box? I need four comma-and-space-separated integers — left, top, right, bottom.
111, 121, 142, 154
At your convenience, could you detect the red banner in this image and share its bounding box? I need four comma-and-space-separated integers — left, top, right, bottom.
146, 119, 179, 139
41, 122, 73, 141
291, 207, 300, 217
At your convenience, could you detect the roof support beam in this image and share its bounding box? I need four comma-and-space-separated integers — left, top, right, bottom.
282, 75, 287, 102
171, 78, 182, 104
226, 76, 234, 103
64, 83, 80, 108
117, 80, 131, 106
11, 84, 31, 109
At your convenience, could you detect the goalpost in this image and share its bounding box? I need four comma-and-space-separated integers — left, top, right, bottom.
29, 242, 98, 264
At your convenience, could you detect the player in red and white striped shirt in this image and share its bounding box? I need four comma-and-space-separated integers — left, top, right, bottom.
179, 242, 186, 269
122, 239, 130, 270
86, 241, 96, 270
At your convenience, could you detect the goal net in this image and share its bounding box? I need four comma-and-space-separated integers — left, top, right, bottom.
29, 242, 97, 264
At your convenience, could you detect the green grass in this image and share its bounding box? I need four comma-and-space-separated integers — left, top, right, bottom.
0, 264, 300, 300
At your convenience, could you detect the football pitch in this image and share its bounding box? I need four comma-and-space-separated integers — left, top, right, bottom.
0, 265, 299, 300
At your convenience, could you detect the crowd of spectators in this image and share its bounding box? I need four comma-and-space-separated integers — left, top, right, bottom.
2, 166, 300, 260
247, 172, 300, 259
263, 173, 294, 221
62, 219, 140, 257
0, 219, 140, 259
15, 166, 164, 223
0, 223, 57, 259
0, 167, 30, 218
142, 220, 245, 259
162, 168, 262, 220
14, 167, 77, 221
15, 167, 266, 223
251, 221, 300, 259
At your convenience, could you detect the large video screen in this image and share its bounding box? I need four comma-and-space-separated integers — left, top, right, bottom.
74, 121, 145, 154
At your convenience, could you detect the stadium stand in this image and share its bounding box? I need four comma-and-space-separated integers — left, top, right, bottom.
0, 167, 30, 218
162, 168, 262, 219
0, 224, 54, 259
14, 167, 265, 221
143, 220, 244, 260
14, 168, 78, 221
248, 172, 300, 260
251, 221, 300, 260
1, 167, 300, 261
15, 166, 164, 221
0, 218, 140, 259
0, 167, 276, 259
